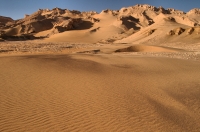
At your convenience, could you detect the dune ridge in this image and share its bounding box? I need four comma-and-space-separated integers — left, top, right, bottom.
115, 45, 181, 52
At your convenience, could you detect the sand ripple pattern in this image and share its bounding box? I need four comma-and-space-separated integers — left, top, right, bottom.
0, 55, 200, 132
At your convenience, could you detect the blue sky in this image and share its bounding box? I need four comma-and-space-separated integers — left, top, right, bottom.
0, 0, 199, 20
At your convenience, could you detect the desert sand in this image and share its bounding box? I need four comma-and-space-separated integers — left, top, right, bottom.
0, 4, 200, 132
0, 54, 200, 132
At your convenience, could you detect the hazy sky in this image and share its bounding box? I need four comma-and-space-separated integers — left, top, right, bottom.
0, 0, 199, 20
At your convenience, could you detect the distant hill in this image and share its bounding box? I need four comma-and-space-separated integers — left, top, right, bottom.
0, 4, 200, 43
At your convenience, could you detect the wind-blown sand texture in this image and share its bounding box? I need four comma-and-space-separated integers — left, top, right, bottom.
0, 54, 200, 132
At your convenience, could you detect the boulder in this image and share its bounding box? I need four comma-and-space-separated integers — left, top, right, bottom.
187, 27, 194, 35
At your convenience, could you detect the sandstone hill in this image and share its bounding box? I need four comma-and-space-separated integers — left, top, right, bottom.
0, 4, 200, 43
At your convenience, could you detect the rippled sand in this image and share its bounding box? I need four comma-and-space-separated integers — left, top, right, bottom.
0, 54, 200, 132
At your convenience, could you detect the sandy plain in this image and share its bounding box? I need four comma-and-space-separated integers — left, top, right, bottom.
0, 41, 200, 132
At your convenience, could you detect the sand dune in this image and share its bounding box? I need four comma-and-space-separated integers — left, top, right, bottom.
44, 12, 124, 43
115, 45, 181, 52
115, 15, 193, 44
0, 54, 200, 132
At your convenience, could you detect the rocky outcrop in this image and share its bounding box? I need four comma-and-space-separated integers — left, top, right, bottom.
56, 18, 82, 29
164, 17, 176, 22
101, 9, 118, 16
48, 18, 83, 36
187, 8, 200, 15
1, 4, 200, 40
187, 27, 195, 35
158, 6, 169, 14
0, 16, 14, 28
84, 16, 99, 23
21, 19, 54, 34
0, 8, 92, 36
0, 16, 13, 24
167, 27, 185, 35
133, 4, 157, 11
147, 29, 155, 36
175, 27, 185, 35
167, 30, 175, 35
90, 27, 100, 33
167, 8, 185, 15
